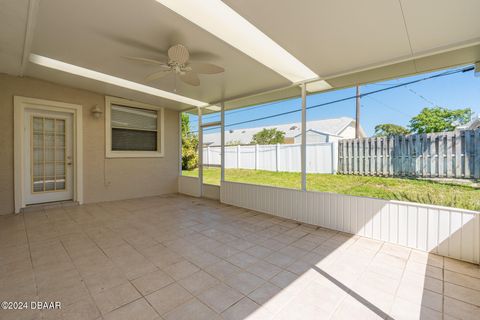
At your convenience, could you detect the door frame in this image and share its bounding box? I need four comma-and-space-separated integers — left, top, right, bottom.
14, 96, 83, 213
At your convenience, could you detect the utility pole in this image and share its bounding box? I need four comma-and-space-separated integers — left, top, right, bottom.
355, 85, 361, 138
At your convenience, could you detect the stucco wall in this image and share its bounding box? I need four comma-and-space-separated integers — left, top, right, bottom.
0, 74, 179, 215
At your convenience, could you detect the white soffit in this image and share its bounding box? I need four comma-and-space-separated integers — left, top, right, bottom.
155, 0, 318, 83
29, 54, 208, 107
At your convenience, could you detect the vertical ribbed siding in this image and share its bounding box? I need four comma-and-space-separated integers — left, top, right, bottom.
220, 181, 480, 264
178, 176, 200, 197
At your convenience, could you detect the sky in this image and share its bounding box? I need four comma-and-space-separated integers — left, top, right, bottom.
190, 65, 480, 137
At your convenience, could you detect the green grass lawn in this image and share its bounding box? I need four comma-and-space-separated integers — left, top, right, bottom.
182, 168, 480, 211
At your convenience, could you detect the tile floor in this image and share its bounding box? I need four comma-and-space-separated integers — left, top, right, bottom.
1, 194, 479, 320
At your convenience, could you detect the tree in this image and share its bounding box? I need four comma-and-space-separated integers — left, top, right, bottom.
181, 113, 199, 170
408, 107, 472, 134
250, 128, 285, 145
374, 124, 410, 137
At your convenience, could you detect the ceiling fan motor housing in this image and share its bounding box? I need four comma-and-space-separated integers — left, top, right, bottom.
168, 44, 190, 64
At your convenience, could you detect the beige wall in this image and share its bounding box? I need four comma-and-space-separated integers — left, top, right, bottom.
0, 74, 179, 215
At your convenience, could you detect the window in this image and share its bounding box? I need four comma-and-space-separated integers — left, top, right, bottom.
105, 97, 164, 158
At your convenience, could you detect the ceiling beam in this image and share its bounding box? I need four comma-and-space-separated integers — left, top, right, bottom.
20, 0, 40, 76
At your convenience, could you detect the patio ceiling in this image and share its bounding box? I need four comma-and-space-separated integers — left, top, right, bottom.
1, 0, 479, 111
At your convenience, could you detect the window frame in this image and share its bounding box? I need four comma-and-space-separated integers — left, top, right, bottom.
105, 96, 164, 158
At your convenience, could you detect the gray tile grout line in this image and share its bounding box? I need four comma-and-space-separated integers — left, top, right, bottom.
22, 211, 39, 304
442, 259, 445, 320
58, 236, 103, 317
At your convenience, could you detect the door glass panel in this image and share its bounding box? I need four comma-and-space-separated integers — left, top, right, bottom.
44, 118, 55, 132
55, 120, 65, 132
33, 164, 43, 177
33, 149, 43, 162
31, 117, 67, 193
55, 178, 65, 190
45, 150, 55, 162
45, 179, 55, 191
45, 133, 54, 148
33, 177, 44, 192
45, 163, 54, 176
56, 164, 65, 176
33, 118, 43, 132
55, 135, 65, 147
33, 134, 43, 148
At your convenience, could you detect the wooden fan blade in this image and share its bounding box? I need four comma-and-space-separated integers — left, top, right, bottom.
180, 72, 200, 86
190, 51, 220, 60
125, 56, 169, 67
95, 31, 167, 56
189, 62, 224, 74
145, 70, 172, 82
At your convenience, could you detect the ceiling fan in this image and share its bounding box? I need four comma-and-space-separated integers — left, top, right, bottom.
126, 44, 224, 86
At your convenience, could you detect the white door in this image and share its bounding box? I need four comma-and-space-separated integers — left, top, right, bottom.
24, 109, 74, 205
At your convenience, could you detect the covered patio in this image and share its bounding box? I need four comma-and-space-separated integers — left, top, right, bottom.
1, 0, 480, 319
2, 195, 479, 320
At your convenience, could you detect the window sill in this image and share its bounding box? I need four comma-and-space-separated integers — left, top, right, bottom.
106, 151, 164, 158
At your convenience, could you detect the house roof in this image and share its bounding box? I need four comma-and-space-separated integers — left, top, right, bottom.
457, 116, 480, 130
204, 117, 363, 145
293, 129, 342, 139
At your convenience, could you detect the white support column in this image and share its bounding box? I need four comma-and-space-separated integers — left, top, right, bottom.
237, 145, 241, 168
301, 83, 307, 191
255, 144, 259, 170
220, 102, 225, 183
178, 111, 183, 176
276, 143, 280, 172
198, 107, 203, 197
206, 146, 210, 166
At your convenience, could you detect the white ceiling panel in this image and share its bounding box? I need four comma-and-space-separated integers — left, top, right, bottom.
400, 0, 480, 55
222, 0, 413, 78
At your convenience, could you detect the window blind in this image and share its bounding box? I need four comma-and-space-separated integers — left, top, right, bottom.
111, 104, 158, 151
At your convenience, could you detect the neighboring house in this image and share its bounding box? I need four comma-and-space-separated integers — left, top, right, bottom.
457, 115, 480, 130
293, 129, 342, 144
204, 117, 366, 145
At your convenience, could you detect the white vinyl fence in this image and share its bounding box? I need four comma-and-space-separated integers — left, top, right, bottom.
203, 143, 337, 174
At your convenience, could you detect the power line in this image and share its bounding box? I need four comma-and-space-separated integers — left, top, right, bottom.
404, 86, 437, 106
364, 95, 413, 118
191, 65, 473, 134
